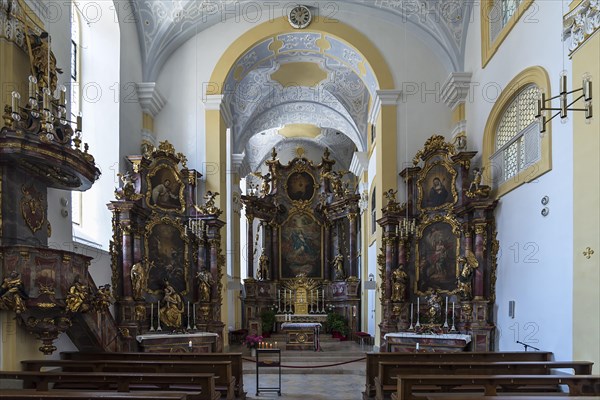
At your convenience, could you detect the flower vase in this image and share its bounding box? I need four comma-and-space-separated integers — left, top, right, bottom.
251, 348, 256, 357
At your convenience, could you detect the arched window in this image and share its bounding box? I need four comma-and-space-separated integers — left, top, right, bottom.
483, 67, 552, 197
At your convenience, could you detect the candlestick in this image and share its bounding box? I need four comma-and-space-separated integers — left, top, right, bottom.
187, 301, 191, 330
29, 76, 36, 99
76, 113, 82, 132
150, 303, 155, 331
408, 303, 414, 330
415, 297, 420, 328
443, 297, 449, 328
11, 91, 20, 113
157, 300, 162, 331
193, 304, 197, 330
451, 301, 456, 331
59, 85, 66, 106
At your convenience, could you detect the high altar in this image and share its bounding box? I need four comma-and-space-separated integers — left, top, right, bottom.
241, 148, 362, 344
378, 135, 498, 352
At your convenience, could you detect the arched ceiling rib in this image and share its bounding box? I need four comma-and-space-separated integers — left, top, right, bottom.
132, 1, 472, 81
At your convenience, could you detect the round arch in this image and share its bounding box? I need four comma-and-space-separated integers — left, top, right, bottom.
207, 16, 395, 95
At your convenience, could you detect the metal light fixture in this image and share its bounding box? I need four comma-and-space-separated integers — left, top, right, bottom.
536, 73, 592, 134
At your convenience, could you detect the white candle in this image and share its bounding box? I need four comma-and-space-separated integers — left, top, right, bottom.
410, 303, 413, 320
452, 301, 455, 322
278, 289, 280, 300
445, 297, 448, 314
151, 302, 154, 322
417, 297, 419, 314
193, 304, 196, 322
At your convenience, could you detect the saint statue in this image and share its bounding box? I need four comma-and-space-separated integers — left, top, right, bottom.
333, 254, 345, 281
391, 264, 408, 301
258, 253, 270, 281
0, 271, 28, 314
196, 270, 213, 302
160, 281, 184, 328
457, 250, 479, 300
130, 260, 147, 300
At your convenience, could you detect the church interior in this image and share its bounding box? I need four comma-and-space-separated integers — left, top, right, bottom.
1, 0, 599, 399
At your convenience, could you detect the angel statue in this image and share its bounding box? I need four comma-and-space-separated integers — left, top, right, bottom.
66, 276, 91, 313
466, 167, 491, 198
384, 189, 398, 204
0, 271, 28, 314
456, 250, 479, 300
322, 170, 349, 198
196, 191, 221, 216
251, 171, 272, 196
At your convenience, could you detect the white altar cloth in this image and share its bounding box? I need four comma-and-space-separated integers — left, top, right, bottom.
281, 322, 322, 330
136, 332, 219, 343
384, 332, 471, 343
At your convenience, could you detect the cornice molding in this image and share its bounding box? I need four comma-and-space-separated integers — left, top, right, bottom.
136, 82, 166, 117
350, 151, 369, 178
369, 90, 402, 124
440, 72, 472, 109
564, 0, 600, 56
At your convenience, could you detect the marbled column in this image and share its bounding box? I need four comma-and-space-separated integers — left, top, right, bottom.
263, 223, 272, 281
474, 224, 486, 298
121, 224, 133, 299
324, 223, 332, 281
246, 215, 254, 279
272, 225, 279, 281
348, 212, 358, 278
397, 237, 407, 268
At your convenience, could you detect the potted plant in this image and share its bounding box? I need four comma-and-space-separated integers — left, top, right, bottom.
326, 312, 350, 340
260, 309, 276, 338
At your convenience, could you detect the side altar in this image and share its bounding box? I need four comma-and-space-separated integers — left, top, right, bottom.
108, 141, 225, 352
378, 135, 498, 352
241, 148, 361, 341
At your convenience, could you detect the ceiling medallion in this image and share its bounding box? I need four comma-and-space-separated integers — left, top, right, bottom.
288, 5, 312, 29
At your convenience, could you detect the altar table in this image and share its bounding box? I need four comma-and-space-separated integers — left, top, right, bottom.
136, 332, 219, 353
384, 332, 472, 352
281, 322, 322, 351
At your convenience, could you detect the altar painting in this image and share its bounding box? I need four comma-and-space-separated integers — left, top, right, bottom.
416, 221, 459, 294
146, 164, 184, 213
418, 162, 457, 210
145, 221, 188, 294
280, 213, 322, 278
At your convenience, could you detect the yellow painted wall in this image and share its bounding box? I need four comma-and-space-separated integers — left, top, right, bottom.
572, 32, 600, 373
1, 313, 43, 370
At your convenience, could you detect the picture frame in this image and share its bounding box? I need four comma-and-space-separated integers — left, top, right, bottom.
417, 162, 458, 211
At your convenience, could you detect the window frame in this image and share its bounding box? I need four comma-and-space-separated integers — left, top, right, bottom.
480, 0, 534, 68
71, 4, 83, 227
483, 66, 552, 198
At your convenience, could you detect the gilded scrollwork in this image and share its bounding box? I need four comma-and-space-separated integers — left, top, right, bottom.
94, 284, 114, 312
65, 276, 92, 313
413, 135, 457, 165
196, 191, 222, 217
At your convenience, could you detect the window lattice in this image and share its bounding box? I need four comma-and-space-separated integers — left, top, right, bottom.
489, 0, 522, 42
502, 0, 520, 26
492, 84, 541, 185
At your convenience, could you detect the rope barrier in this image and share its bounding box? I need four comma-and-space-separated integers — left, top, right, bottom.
242, 356, 366, 368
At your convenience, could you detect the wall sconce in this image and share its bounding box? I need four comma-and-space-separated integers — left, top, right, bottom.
536, 73, 592, 134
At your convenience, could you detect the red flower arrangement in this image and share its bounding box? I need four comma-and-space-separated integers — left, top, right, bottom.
243, 334, 263, 349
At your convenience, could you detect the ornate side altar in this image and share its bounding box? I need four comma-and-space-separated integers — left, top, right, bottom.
108, 142, 225, 352
378, 135, 498, 352
242, 148, 361, 339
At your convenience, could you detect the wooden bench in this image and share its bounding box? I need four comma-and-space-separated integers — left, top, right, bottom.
0, 390, 193, 400
22, 359, 235, 400
61, 351, 245, 399
390, 374, 600, 400
425, 396, 600, 400
0, 371, 219, 400
364, 351, 554, 398
374, 361, 594, 400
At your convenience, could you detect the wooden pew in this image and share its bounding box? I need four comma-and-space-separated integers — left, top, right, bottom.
0, 390, 192, 400
61, 351, 244, 399
364, 351, 554, 398
425, 396, 600, 400
22, 359, 236, 400
0, 371, 219, 400
374, 361, 594, 400
390, 374, 600, 400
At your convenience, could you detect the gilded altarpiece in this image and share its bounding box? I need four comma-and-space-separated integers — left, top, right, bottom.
242, 149, 361, 337
378, 135, 498, 352
108, 141, 225, 352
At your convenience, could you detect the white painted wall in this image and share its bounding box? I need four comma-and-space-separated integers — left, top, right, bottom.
463, 1, 573, 359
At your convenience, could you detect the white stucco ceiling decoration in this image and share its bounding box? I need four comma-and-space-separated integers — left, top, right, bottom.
226, 32, 373, 153
244, 128, 356, 173
131, 0, 472, 81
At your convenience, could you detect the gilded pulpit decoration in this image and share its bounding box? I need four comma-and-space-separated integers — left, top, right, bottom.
94, 284, 114, 312
0, 271, 28, 314
66, 276, 92, 313
20, 184, 46, 233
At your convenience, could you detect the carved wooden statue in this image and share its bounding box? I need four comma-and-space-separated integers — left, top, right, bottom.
0, 271, 28, 314
333, 254, 345, 281
457, 250, 479, 300
196, 270, 213, 302
159, 281, 184, 327
66, 276, 91, 313
391, 264, 408, 301
130, 260, 148, 300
